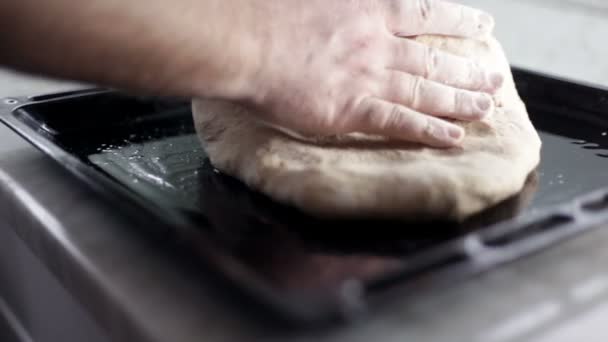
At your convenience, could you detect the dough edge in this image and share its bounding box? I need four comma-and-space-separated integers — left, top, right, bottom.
192, 35, 542, 221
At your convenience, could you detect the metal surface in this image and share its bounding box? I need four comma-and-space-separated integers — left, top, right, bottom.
0, 149, 274, 342
0, 297, 31, 342
0, 78, 608, 341
0, 210, 109, 342
2, 1, 608, 340
2, 68, 608, 328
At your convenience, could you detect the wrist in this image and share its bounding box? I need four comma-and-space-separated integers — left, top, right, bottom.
184, 0, 263, 102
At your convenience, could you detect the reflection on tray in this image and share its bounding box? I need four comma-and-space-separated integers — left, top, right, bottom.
83, 96, 608, 292
89, 133, 539, 291
179, 165, 539, 291
7, 74, 608, 307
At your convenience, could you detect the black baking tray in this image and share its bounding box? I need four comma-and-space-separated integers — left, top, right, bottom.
2, 68, 608, 327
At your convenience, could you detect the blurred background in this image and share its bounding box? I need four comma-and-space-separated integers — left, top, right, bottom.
461, 0, 608, 86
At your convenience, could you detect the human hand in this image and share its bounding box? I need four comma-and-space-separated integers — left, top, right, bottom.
237, 0, 503, 147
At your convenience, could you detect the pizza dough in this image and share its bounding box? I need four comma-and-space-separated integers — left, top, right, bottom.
192, 35, 541, 221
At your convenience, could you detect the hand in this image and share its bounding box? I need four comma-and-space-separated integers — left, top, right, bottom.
238, 0, 503, 147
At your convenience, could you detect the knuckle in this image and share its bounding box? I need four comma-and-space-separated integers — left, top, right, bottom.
391, 39, 405, 61
387, 0, 404, 18
418, 0, 437, 20
476, 12, 495, 32
468, 60, 484, 88
308, 100, 340, 133
456, 90, 483, 120
392, 39, 416, 68
351, 64, 375, 78
453, 90, 466, 115
318, 111, 337, 132
424, 46, 439, 78
409, 76, 425, 107
352, 97, 377, 128
422, 121, 434, 140
383, 104, 407, 130
383, 72, 399, 99
417, 116, 434, 140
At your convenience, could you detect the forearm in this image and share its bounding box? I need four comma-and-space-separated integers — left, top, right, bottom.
0, 0, 257, 98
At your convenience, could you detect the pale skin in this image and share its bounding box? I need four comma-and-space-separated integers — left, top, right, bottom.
0, 0, 503, 147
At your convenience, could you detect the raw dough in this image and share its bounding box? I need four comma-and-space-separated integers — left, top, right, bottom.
192, 35, 542, 221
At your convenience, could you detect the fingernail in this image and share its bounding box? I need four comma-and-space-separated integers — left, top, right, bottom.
429, 122, 464, 145
477, 13, 495, 34
476, 95, 491, 111
489, 72, 504, 90
475, 94, 494, 117
448, 125, 464, 140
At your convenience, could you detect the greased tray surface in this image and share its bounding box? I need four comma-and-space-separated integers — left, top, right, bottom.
2, 69, 608, 325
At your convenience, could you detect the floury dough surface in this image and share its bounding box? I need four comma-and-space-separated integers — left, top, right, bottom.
192, 35, 542, 221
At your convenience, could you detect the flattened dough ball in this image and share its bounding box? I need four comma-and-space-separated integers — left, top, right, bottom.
192, 35, 542, 221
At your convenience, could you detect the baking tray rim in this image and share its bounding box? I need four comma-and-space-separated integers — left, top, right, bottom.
2, 68, 608, 327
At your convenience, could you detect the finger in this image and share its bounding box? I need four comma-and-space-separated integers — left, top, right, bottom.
385, 0, 494, 38
380, 72, 494, 121
350, 97, 464, 147
387, 37, 504, 93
